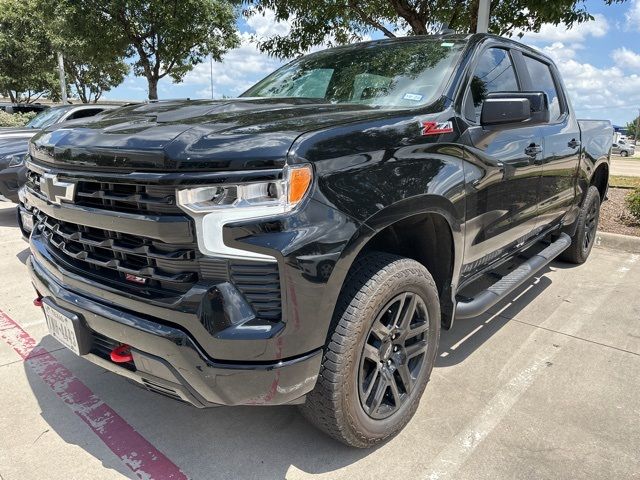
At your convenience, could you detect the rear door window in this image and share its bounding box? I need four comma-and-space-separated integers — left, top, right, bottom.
523, 56, 562, 120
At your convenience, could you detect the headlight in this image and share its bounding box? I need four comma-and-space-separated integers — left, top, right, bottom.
177, 164, 313, 259
7, 153, 27, 167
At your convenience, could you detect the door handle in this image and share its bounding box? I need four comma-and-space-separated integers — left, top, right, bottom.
568, 138, 581, 149
525, 144, 542, 157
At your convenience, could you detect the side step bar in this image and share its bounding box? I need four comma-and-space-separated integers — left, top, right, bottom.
455, 233, 571, 319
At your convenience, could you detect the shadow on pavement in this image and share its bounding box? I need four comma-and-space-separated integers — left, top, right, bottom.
16, 247, 29, 264
0, 203, 18, 228
436, 265, 556, 367
24, 338, 375, 480
22, 259, 574, 479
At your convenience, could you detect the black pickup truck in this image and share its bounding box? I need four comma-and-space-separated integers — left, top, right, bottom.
18, 33, 612, 447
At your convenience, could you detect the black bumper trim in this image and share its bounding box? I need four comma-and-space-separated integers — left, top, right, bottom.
29, 255, 322, 406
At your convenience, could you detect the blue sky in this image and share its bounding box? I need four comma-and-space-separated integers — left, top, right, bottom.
104, 0, 640, 126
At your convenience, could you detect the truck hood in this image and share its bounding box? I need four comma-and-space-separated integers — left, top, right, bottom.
0, 137, 29, 159
0, 128, 37, 149
29, 98, 387, 172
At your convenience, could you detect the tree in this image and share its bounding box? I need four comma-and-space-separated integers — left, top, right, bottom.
0, 0, 59, 103
64, 58, 129, 103
43, 0, 130, 103
74, 0, 240, 100
245, 0, 628, 58
627, 115, 639, 142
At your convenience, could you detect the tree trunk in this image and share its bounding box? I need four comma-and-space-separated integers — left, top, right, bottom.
148, 77, 158, 100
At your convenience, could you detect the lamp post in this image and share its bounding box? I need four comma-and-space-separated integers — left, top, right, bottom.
57, 52, 67, 104
477, 0, 490, 33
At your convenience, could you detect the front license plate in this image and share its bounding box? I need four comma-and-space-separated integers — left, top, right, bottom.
43, 302, 82, 355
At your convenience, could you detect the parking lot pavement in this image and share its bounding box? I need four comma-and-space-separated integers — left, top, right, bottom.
610, 156, 640, 177
1, 200, 639, 480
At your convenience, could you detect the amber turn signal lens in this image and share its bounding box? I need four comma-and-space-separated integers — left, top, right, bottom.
288, 165, 312, 204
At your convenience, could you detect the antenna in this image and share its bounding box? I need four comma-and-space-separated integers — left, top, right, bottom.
210, 55, 214, 100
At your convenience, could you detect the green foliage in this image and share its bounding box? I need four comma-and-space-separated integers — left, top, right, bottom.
0, 110, 37, 127
626, 115, 639, 140
627, 188, 640, 221
0, 0, 59, 103
245, 0, 629, 58
42, 0, 130, 103
67, 0, 241, 99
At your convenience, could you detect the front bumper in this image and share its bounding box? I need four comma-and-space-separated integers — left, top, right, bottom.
29, 255, 322, 407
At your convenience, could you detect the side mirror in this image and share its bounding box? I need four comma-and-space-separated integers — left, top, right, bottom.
481, 92, 550, 127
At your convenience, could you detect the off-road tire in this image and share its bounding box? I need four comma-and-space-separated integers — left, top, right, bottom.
560, 185, 601, 264
299, 252, 440, 448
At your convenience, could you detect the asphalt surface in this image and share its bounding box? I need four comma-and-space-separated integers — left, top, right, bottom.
610, 154, 640, 177
0, 200, 639, 480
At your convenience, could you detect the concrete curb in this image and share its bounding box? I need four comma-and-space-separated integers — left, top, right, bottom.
595, 231, 640, 254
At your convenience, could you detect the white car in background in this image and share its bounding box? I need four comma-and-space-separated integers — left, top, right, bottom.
0, 104, 122, 202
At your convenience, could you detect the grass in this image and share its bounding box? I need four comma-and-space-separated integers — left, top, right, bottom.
609, 176, 640, 189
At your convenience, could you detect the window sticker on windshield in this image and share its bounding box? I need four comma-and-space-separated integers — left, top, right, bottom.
403, 93, 423, 101
421, 120, 454, 136
441, 42, 455, 47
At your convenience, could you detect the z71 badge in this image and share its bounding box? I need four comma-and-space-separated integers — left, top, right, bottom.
421, 120, 454, 136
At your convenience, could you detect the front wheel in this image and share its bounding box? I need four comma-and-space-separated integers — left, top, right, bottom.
560, 185, 601, 264
621, 150, 629, 157
300, 252, 440, 448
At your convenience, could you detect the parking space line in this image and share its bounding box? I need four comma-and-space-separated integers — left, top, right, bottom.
424, 253, 639, 480
0, 309, 188, 480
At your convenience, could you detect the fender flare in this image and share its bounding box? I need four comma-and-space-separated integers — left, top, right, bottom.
322, 194, 465, 331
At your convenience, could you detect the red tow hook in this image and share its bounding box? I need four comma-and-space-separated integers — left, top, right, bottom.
110, 344, 133, 363
33, 297, 43, 307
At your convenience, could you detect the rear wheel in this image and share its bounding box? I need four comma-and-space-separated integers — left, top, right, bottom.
560, 185, 601, 264
300, 252, 440, 447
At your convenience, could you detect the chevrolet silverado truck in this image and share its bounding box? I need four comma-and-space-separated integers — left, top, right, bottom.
18, 33, 612, 448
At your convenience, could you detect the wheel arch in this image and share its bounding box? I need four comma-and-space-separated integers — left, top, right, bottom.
326, 195, 464, 332
590, 160, 609, 202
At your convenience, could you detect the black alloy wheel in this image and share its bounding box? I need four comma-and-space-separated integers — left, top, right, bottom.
583, 198, 599, 253
358, 292, 429, 419
560, 185, 601, 264
300, 252, 441, 448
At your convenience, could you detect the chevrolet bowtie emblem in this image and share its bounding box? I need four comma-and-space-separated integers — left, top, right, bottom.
41, 173, 76, 205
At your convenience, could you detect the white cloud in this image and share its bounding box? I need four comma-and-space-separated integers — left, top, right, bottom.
533, 41, 640, 123
181, 16, 287, 98
626, 0, 640, 30
539, 42, 580, 63
520, 14, 609, 44
519, 11, 640, 124
612, 47, 640, 71
245, 9, 291, 38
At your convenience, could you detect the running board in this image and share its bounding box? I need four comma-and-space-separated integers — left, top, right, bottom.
455, 233, 571, 319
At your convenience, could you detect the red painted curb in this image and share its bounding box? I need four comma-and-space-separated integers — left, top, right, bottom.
0, 309, 188, 480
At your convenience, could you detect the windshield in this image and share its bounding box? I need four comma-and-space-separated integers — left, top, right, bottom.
242, 39, 466, 108
26, 108, 68, 129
